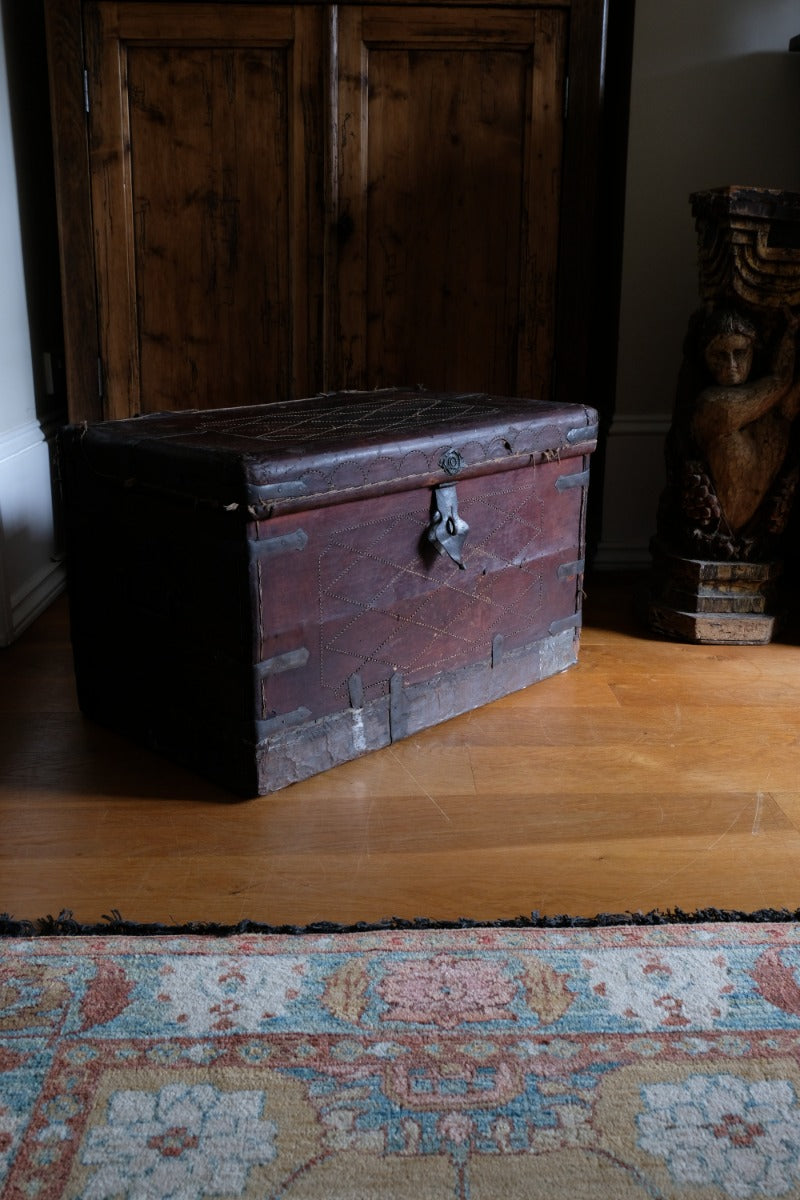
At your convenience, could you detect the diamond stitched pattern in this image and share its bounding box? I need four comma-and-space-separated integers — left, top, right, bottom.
317, 478, 546, 696
196, 393, 500, 446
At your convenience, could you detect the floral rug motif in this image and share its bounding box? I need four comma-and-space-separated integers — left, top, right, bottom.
5, 922, 800, 1197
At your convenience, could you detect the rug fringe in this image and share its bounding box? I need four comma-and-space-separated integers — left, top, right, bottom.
3, 906, 800, 938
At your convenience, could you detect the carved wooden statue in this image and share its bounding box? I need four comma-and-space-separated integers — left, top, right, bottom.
648, 187, 800, 643
657, 305, 800, 562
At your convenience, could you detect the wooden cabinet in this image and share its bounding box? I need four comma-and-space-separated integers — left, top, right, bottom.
334, 5, 566, 401
45, 0, 628, 424
83, 2, 326, 419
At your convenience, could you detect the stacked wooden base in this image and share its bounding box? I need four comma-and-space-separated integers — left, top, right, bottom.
646, 540, 783, 644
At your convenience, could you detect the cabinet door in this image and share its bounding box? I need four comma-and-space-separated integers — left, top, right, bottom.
335, 5, 566, 399
85, 2, 325, 418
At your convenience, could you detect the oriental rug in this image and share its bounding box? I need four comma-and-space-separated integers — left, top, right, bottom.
5, 917, 800, 1198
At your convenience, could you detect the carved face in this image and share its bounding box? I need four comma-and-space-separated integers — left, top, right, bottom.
704, 333, 754, 386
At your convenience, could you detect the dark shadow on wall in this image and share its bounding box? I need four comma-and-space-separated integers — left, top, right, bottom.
629, 51, 800, 200
2, 0, 68, 558
578, 0, 635, 568
1, 0, 66, 425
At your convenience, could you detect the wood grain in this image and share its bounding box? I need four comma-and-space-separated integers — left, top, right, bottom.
44, 0, 101, 423
335, 6, 564, 397
83, 2, 326, 417
85, 1, 141, 419
3, 574, 800, 927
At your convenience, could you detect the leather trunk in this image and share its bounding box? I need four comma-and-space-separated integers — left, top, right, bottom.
59, 389, 598, 796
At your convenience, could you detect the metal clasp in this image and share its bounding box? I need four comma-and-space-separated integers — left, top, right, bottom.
427, 483, 469, 569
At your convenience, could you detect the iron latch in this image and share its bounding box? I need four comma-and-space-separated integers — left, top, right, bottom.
427, 483, 469, 568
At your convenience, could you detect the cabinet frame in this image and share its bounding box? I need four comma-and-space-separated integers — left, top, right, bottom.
45, 0, 633, 428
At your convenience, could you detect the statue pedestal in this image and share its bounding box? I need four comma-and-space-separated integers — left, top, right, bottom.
646, 540, 784, 644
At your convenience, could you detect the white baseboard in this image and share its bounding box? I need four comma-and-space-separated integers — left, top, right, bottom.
594, 413, 670, 571
5, 556, 66, 643
0, 418, 65, 645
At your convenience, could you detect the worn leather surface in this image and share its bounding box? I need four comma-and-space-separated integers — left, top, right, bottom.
65, 389, 598, 516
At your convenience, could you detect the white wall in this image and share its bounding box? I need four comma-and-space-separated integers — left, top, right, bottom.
0, 12, 64, 644
598, 0, 800, 567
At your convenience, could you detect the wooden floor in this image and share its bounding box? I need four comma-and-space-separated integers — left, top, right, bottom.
2, 574, 800, 928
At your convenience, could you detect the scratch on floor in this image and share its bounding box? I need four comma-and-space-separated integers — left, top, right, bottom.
752, 791, 764, 836
640, 797, 752, 900
388, 748, 452, 822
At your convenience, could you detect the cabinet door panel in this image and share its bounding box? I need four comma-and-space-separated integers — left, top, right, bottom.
336, 6, 565, 400
85, 3, 325, 418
